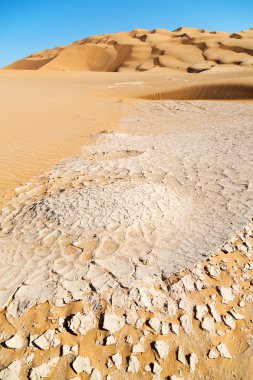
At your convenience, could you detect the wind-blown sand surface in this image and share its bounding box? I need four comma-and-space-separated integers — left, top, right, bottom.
0, 27, 253, 380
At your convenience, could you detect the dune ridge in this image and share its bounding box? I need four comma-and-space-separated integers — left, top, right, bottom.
4, 27, 253, 73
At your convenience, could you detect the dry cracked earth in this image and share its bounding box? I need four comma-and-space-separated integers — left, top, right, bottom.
0, 100, 253, 379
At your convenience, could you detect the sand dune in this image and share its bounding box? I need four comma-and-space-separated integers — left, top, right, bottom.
4, 27, 253, 73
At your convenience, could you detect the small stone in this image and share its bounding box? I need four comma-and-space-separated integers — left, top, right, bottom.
189, 352, 198, 374
178, 298, 192, 314
126, 311, 138, 325
102, 312, 125, 333
208, 348, 219, 359
152, 362, 162, 375
230, 310, 244, 320
111, 353, 122, 369
125, 335, 133, 344
71, 345, 78, 355
209, 302, 222, 322
153, 340, 169, 360
195, 305, 208, 321
72, 356, 92, 374
0, 360, 21, 380
239, 300, 245, 307
223, 315, 236, 329
205, 264, 221, 278
127, 356, 140, 373
170, 323, 179, 335
177, 347, 186, 364
181, 275, 195, 292
217, 287, 234, 304
106, 359, 113, 368
166, 298, 178, 316
161, 322, 169, 335
51, 338, 61, 348
135, 318, 145, 329
61, 345, 71, 356
105, 335, 116, 345
90, 369, 102, 380
201, 317, 215, 335
148, 318, 161, 334
180, 314, 192, 334
4, 335, 24, 349
24, 353, 34, 365
132, 343, 145, 354
222, 244, 233, 253
217, 343, 232, 359
29, 363, 50, 380
33, 330, 55, 350
68, 312, 96, 335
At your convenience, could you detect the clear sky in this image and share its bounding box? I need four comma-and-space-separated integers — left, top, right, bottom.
0, 0, 252, 67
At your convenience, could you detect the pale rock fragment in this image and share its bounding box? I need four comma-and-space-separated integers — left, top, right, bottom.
230, 309, 244, 320
61, 344, 71, 356
102, 312, 125, 333
222, 244, 233, 253
161, 322, 170, 336
181, 275, 195, 292
29, 363, 50, 380
166, 298, 178, 316
217, 287, 234, 304
195, 305, 208, 321
33, 330, 55, 350
4, 335, 24, 349
90, 369, 102, 380
205, 264, 221, 278
177, 347, 186, 364
72, 356, 92, 374
170, 323, 179, 335
71, 345, 78, 355
208, 348, 219, 359
152, 362, 162, 375
209, 302, 222, 322
105, 376, 112, 380
125, 310, 138, 325
105, 335, 116, 345
135, 318, 145, 329
125, 335, 133, 344
51, 338, 61, 347
0, 360, 21, 380
111, 353, 122, 369
106, 358, 113, 368
201, 317, 215, 335
189, 352, 198, 374
68, 312, 96, 335
24, 353, 34, 365
217, 343, 232, 358
148, 318, 161, 334
180, 314, 192, 334
223, 315, 236, 329
178, 298, 192, 314
132, 343, 145, 354
127, 355, 140, 373
153, 340, 169, 360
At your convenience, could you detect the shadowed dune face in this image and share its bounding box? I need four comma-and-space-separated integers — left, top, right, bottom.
3, 27, 253, 73
144, 83, 253, 100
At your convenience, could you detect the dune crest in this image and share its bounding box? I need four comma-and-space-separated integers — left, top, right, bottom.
4, 27, 253, 72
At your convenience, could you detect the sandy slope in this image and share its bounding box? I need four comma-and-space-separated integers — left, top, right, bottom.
3, 27, 253, 73
0, 66, 253, 207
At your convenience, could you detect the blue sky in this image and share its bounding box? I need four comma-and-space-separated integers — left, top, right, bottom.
0, 0, 252, 67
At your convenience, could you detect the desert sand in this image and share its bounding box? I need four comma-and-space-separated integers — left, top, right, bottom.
0, 27, 253, 380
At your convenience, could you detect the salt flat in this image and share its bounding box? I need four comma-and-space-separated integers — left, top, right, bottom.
1, 100, 253, 317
